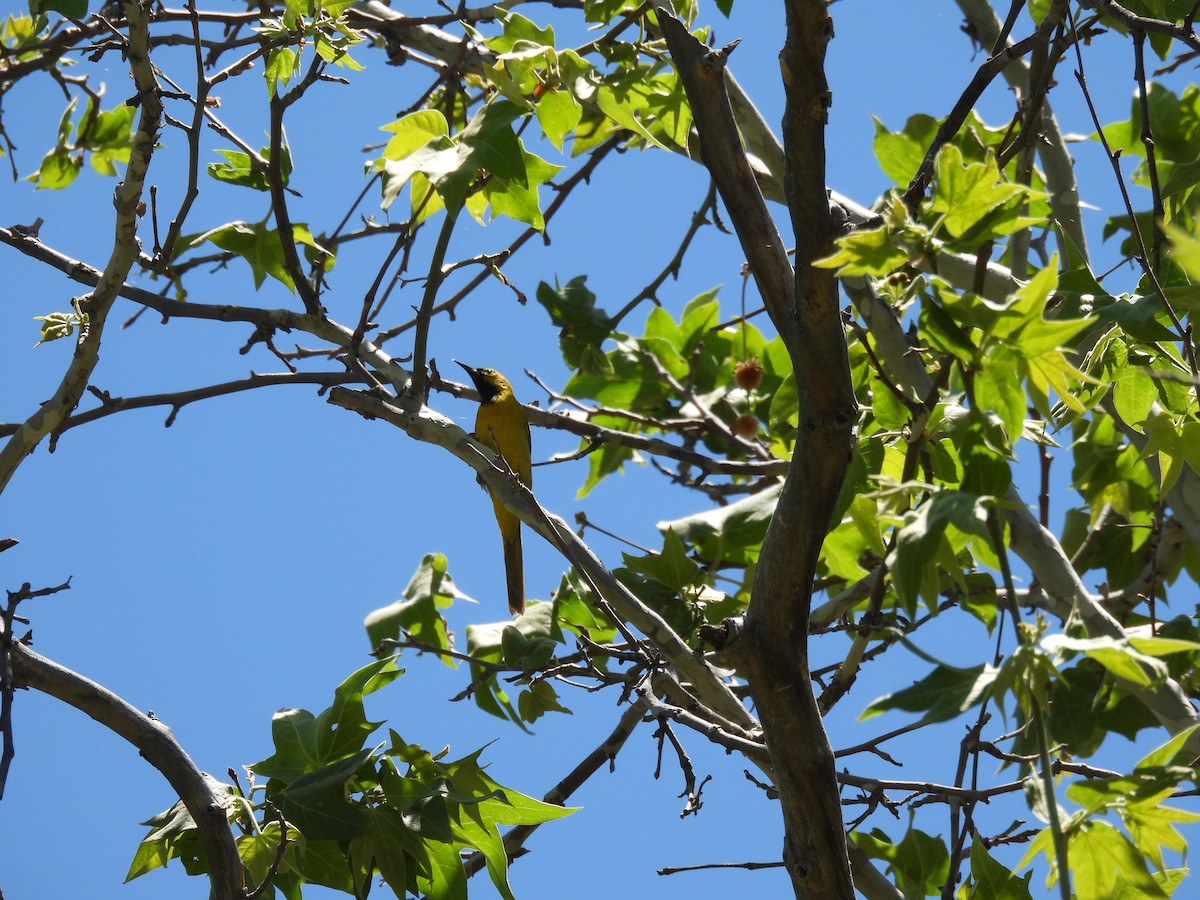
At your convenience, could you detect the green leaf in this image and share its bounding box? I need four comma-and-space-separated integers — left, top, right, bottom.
678, 289, 720, 349
660, 483, 781, 566
251, 658, 401, 780
83, 102, 133, 175
1135, 723, 1200, 770
1066, 820, 1168, 899
1043, 663, 1108, 757
419, 834, 467, 900
536, 89, 582, 150
535, 276, 613, 371
27, 147, 79, 189
576, 434, 636, 498
381, 110, 450, 160
564, 340, 670, 411
851, 826, 950, 897
313, 22, 363, 71
237, 822, 290, 894
1026, 0, 1053, 25
500, 624, 557, 671
465, 608, 556, 727
815, 225, 909, 277
380, 102, 530, 214
889, 492, 991, 612
252, 708, 320, 782
968, 837, 1034, 899
276, 749, 375, 841
892, 827, 951, 896
1124, 800, 1200, 872
362, 810, 417, 897
32, 0, 89, 16
873, 113, 939, 188
992, 263, 1096, 415
33, 307, 86, 346
920, 297, 978, 363
517, 680, 573, 724
292, 838, 356, 892
485, 10, 555, 54
473, 777, 576, 828
1113, 366, 1158, 430
1043, 634, 1170, 687
450, 808, 511, 900
584, 0, 641, 23
861, 661, 995, 724
189, 220, 331, 292
480, 142, 562, 230
364, 553, 459, 661
314, 658, 403, 762
623, 529, 702, 594
595, 80, 671, 151
126, 799, 198, 881
644, 302, 682, 352
125, 835, 172, 882
443, 100, 526, 208
1166, 221, 1200, 282
207, 141, 291, 191
553, 569, 618, 644
264, 45, 297, 97
929, 144, 1045, 244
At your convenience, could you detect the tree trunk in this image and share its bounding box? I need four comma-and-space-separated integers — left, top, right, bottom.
660, 2, 858, 896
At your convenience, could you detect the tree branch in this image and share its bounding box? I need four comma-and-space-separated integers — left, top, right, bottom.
326, 387, 757, 731
0, 0, 163, 494
1003, 487, 1200, 750
10, 641, 244, 899
656, 11, 796, 344
659, 4, 857, 896
463, 702, 644, 876
954, 0, 1089, 263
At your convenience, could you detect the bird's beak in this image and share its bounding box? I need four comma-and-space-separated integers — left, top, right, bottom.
454, 359, 483, 392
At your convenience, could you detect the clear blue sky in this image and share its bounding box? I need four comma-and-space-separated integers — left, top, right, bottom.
0, 2, 1189, 898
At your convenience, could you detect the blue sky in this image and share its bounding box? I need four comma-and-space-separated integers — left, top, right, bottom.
0, 2, 1192, 898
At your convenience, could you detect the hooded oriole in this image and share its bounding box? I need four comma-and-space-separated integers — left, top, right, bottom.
456, 361, 532, 615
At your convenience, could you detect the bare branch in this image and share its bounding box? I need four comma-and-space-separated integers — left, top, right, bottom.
463, 703, 645, 876
656, 13, 795, 344
0, 0, 163, 493
10, 641, 244, 899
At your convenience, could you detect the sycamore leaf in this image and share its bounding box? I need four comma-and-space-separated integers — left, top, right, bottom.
985, 261, 1097, 414
595, 80, 671, 150
187, 219, 331, 292
365, 553, 463, 664
861, 661, 996, 724
481, 142, 562, 230
1166, 221, 1200, 282
968, 839, 1034, 899
1136, 724, 1200, 770
207, 140, 291, 192
1061, 821, 1168, 899
928, 145, 1046, 243
888, 491, 991, 612
622, 528, 703, 594
815, 225, 909, 277
536, 89, 582, 150
1042, 634, 1169, 687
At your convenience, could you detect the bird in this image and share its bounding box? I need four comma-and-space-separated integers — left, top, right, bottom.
455, 360, 532, 615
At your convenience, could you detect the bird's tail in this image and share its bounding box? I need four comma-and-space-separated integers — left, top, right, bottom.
501, 527, 525, 615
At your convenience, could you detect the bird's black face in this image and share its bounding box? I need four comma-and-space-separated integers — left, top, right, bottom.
455, 360, 504, 403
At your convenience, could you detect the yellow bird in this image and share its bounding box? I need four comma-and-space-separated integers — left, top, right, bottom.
456, 361, 532, 615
